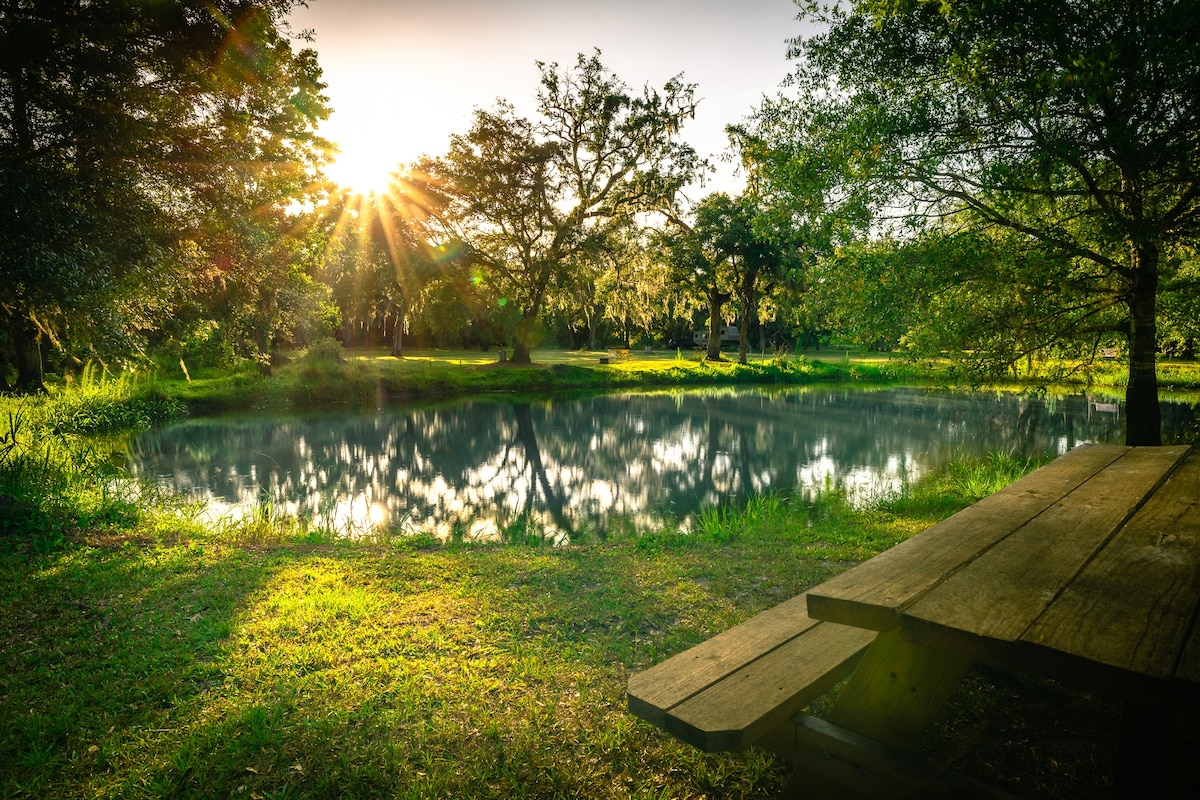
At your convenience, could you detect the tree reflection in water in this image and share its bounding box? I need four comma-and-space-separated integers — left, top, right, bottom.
129, 387, 1190, 542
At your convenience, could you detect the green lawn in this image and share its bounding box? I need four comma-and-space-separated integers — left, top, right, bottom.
3, 356, 1199, 798
5, 458, 1197, 799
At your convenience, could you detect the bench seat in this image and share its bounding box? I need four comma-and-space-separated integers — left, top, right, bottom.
627, 592, 875, 752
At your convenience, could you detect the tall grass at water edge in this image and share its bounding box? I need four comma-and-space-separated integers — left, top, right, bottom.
171, 342, 924, 413
0, 366, 186, 550
680, 451, 1047, 560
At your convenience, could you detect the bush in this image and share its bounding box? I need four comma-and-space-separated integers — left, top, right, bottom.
299, 337, 345, 367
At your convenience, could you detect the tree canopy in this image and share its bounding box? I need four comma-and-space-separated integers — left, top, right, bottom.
744, 0, 1200, 444
5, 0, 1199, 427
421, 51, 700, 363
0, 0, 331, 388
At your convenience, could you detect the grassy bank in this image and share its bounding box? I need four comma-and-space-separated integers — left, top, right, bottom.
3, 359, 1200, 798
5, 453, 1197, 799
162, 343, 1200, 418
164, 345, 929, 414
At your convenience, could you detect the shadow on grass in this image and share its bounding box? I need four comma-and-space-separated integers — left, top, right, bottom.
4, 536, 1196, 799
0, 543, 289, 797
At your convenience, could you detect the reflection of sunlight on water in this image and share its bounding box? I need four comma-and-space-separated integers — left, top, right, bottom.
159, 438, 928, 540
135, 388, 1139, 543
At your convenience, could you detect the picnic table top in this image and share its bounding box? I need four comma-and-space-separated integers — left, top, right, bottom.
806, 443, 1200, 703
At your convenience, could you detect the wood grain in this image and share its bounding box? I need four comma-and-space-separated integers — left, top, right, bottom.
807, 444, 1129, 631
626, 592, 817, 727
662, 621, 874, 750
1019, 450, 1200, 697
825, 627, 971, 748
900, 446, 1190, 670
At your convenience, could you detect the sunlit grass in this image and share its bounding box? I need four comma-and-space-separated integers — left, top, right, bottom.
161, 345, 933, 414
3, 356, 1199, 797
4, 451, 1180, 799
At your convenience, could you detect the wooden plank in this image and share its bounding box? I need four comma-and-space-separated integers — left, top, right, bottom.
1020, 448, 1200, 699
825, 627, 971, 748
662, 621, 874, 751
900, 446, 1190, 671
1166, 452, 1200, 692
759, 715, 1021, 800
807, 444, 1129, 631
626, 593, 819, 727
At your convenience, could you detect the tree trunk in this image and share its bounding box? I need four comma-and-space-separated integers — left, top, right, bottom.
389, 299, 408, 358
737, 269, 757, 366
9, 318, 45, 394
1124, 244, 1161, 446
586, 305, 598, 351
391, 319, 403, 358
511, 315, 535, 364
0, 350, 12, 394
706, 285, 729, 362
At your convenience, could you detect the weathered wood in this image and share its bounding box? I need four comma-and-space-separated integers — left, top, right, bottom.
759, 715, 1021, 800
1021, 449, 1200, 699
824, 627, 971, 748
807, 444, 1129, 631
627, 593, 819, 728
663, 620, 874, 751
900, 446, 1189, 671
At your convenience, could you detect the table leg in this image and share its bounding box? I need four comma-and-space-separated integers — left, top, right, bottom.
775, 628, 972, 798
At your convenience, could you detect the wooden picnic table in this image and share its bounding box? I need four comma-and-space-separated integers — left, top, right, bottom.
629, 443, 1200, 798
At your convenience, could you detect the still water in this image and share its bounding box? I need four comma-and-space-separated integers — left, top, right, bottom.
129, 386, 1195, 541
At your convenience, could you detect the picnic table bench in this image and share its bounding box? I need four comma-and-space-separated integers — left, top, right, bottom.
628, 443, 1200, 798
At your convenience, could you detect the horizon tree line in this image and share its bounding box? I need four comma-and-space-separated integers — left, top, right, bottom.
3, 1, 1197, 445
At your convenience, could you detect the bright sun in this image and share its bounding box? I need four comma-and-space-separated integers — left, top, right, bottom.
322, 109, 413, 196
326, 145, 398, 197
317, 79, 464, 197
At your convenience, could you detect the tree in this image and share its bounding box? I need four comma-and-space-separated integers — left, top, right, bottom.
594, 223, 674, 349
658, 205, 733, 362
660, 192, 789, 363
757, 0, 1200, 445
0, 1, 331, 389
424, 51, 700, 363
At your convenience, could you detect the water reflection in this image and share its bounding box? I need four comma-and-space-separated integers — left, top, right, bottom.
128, 386, 1194, 541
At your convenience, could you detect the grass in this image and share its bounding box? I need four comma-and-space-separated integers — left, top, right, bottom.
3, 356, 1200, 797
0, 368, 185, 552
162, 344, 931, 414
5, 450, 1198, 799
160, 343, 1200, 422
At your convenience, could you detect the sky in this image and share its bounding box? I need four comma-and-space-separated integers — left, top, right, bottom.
286, 0, 812, 196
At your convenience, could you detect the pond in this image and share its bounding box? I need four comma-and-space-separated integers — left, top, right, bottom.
128, 386, 1197, 542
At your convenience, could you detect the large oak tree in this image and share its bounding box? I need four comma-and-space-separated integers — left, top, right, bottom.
0, 1, 331, 389
753, 0, 1200, 444
423, 51, 700, 363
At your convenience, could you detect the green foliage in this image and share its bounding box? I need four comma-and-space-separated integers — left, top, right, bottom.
299, 337, 345, 368
1, 1, 332, 391
746, 0, 1200, 444
46, 366, 186, 436
423, 51, 702, 363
